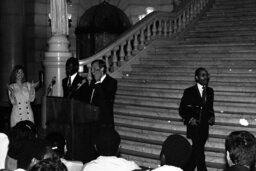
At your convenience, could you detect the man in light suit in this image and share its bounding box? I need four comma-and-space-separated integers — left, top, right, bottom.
179, 67, 215, 171
90, 59, 117, 127
62, 57, 92, 103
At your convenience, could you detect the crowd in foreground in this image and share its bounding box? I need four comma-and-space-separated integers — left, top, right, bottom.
0, 120, 256, 171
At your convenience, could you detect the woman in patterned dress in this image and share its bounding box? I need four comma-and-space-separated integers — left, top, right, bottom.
7, 65, 36, 127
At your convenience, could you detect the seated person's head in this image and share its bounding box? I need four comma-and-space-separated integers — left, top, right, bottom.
160, 134, 192, 169
0, 133, 9, 169
45, 132, 66, 158
95, 128, 120, 156
225, 131, 256, 168
9, 120, 37, 141
27, 158, 67, 171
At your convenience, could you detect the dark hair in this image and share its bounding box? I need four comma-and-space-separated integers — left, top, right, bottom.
92, 59, 107, 74
225, 131, 256, 167
66, 57, 79, 72
9, 65, 26, 84
95, 128, 120, 156
45, 132, 66, 158
27, 158, 67, 171
195, 67, 208, 77
9, 120, 37, 141
160, 134, 192, 168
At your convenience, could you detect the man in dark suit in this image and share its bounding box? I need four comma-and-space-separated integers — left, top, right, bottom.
179, 67, 215, 171
90, 59, 117, 127
224, 131, 256, 171
62, 57, 92, 102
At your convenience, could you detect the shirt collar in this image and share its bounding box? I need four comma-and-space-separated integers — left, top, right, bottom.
95, 74, 107, 85
70, 73, 77, 84
197, 83, 203, 96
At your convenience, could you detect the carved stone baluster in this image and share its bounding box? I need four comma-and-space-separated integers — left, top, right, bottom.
158, 19, 162, 37
112, 47, 119, 71
152, 20, 157, 39
86, 63, 92, 85
132, 33, 139, 55
105, 52, 111, 73
168, 20, 173, 37
119, 43, 125, 65
178, 15, 182, 32
186, 7, 191, 24
194, 0, 198, 18
140, 28, 145, 47
182, 11, 186, 28
173, 18, 177, 33
126, 38, 132, 60
190, 3, 194, 20
163, 19, 168, 37
146, 24, 151, 42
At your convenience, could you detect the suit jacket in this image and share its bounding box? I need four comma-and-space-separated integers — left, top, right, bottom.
91, 75, 117, 126
179, 84, 214, 139
62, 74, 92, 103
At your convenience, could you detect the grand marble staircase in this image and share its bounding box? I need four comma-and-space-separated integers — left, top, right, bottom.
113, 0, 256, 170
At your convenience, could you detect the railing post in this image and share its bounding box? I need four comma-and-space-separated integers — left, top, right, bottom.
112, 47, 119, 71
126, 38, 132, 60
132, 33, 139, 55
158, 19, 162, 37
152, 20, 157, 39
146, 24, 151, 42
105, 52, 111, 73
119, 43, 125, 65
163, 19, 168, 37
168, 20, 173, 37
140, 28, 145, 47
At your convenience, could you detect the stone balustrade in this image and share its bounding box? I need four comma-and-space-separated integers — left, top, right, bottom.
79, 0, 213, 79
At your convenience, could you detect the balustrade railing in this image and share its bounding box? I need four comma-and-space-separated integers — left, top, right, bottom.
79, 0, 213, 80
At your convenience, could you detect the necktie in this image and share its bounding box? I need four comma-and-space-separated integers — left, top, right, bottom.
67, 76, 71, 88
202, 86, 206, 103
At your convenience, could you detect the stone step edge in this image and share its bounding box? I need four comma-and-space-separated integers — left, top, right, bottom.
116, 123, 225, 140
115, 112, 256, 129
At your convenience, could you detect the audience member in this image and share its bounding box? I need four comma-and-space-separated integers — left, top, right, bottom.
0, 133, 9, 170
82, 128, 140, 171
152, 134, 192, 171
45, 132, 83, 171
6, 121, 49, 170
7, 65, 38, 127
179, 67, 215, 171
224, 131, 256, 171
90, 59, 117, 128
27, 158, 67, 171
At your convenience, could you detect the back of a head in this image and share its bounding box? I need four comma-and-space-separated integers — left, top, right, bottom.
9, 121, 36, 141
45, 132, 66, 158
95, 128, 120, 156
0, 133, 9, 169
27, 158, 67, 171
225, 131, 256, 167
160, 134, 192, 169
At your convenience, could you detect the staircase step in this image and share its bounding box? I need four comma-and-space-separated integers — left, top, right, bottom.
118, 79, 256, 92
117, 86, 256, 103
122, 71, 256, 83
114, 104, 256, 126
131, 65, 256, 74
115, 94, 256, 114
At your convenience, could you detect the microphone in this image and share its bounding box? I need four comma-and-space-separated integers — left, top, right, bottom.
47, 76, 56, 96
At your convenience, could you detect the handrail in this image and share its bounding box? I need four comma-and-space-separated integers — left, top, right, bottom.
79, 0, 213, 80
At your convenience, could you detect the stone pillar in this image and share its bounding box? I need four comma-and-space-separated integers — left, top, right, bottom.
0, 0, 25, 102
42, 0, 72, 128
